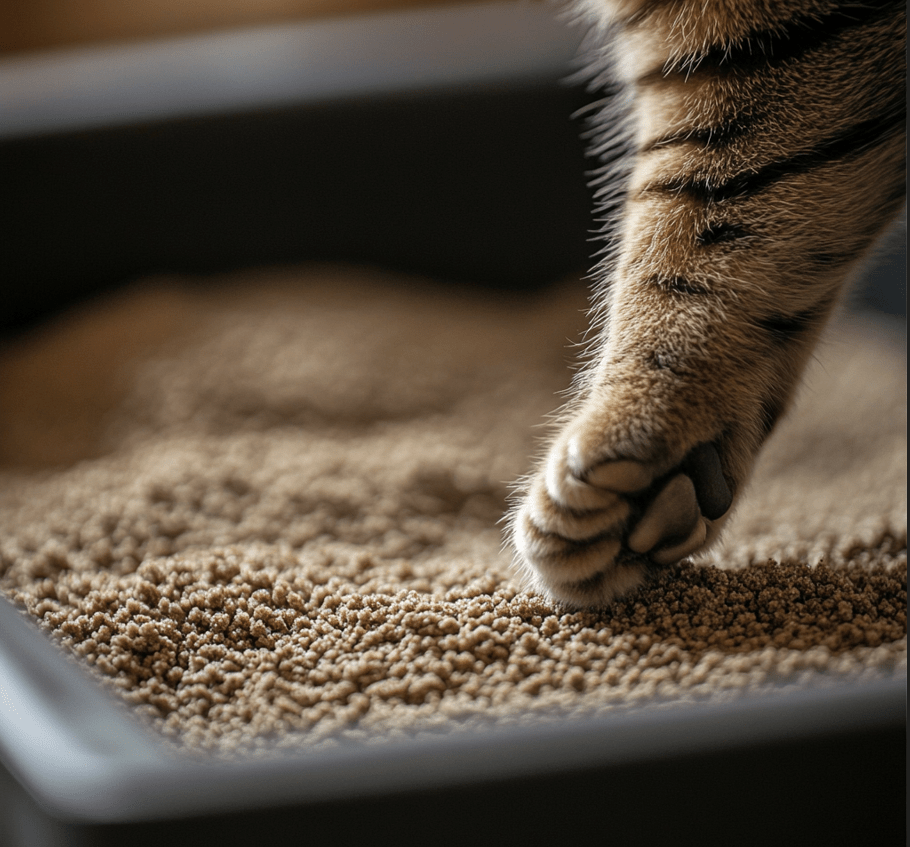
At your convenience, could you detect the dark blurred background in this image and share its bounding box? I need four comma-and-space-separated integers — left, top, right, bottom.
1, 0, 903, 340
1, 82, 596, 337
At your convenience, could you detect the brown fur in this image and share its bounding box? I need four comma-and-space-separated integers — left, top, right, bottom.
510, 0, 906, 607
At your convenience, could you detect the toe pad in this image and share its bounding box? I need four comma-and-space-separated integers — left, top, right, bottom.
682, 442, 732, 520
627, 474, 700, 555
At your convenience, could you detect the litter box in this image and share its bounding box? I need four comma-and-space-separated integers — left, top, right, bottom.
0, 3, 905, 844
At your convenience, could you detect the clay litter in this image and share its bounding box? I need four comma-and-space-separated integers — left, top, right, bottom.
0, 266, 905, 754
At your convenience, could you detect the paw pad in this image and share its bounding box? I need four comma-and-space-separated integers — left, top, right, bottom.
627, 473, 702, 557
513, 438, 734, 607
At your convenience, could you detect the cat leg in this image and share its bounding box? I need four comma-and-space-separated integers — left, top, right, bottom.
511, 0, 906, 608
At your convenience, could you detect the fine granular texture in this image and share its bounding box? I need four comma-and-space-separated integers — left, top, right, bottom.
0, 266, 905, 754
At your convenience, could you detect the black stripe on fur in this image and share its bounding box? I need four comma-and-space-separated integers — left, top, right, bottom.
644, 106, 906, 203
697, 222, 749, 245
648, 275, 710, 295
756, 306, 826, 344
644, 116, 757, 153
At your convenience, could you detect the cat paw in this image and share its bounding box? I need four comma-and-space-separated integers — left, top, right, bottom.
512, 427, 734, 609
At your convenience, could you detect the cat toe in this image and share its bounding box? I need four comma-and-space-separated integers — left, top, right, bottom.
514, 503, 623, 584
545, 447, 625, 512
527, 475, 627, 542
650, 518, 708, 566
627, 473, 701, 554
583, 458, 653, 493
623, 442, 733, 565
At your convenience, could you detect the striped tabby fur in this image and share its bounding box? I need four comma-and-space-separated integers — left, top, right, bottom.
510, 0, 906, 608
